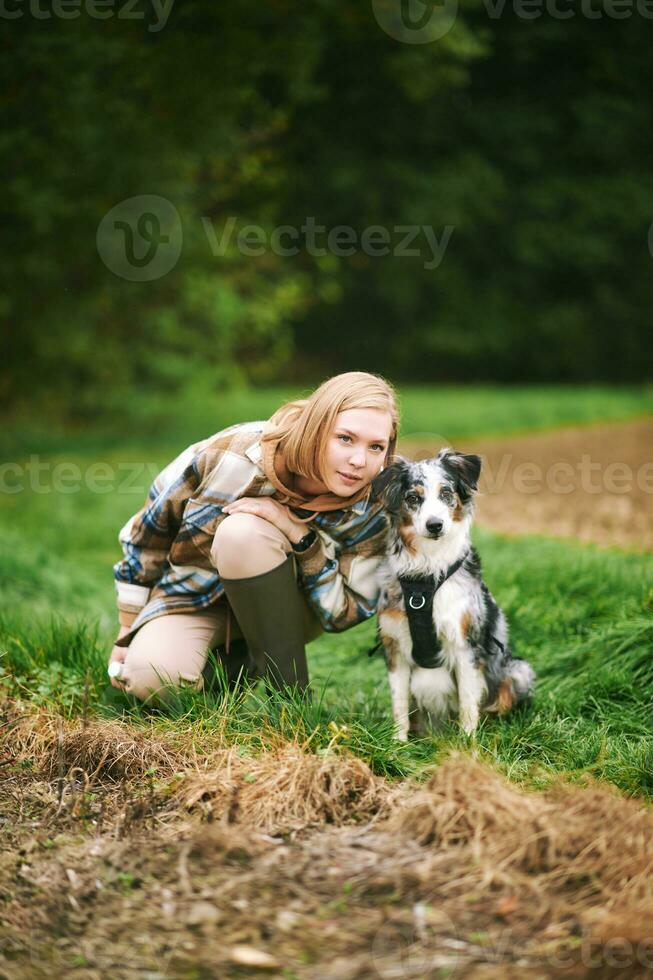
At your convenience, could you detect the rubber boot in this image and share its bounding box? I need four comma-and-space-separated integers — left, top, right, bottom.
202, 638, 255, 694
219, 556, 310, 692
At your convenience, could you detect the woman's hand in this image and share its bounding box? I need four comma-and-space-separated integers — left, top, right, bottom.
222, 497, 309, 545
108, 624, 131, 690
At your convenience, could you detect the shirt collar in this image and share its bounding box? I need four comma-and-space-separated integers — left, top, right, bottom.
244, 440, 263, 467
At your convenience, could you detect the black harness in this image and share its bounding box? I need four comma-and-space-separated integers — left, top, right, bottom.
397, 551, 470, 668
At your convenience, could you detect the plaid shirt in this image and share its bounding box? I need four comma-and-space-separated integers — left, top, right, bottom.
113, 421, 389, 644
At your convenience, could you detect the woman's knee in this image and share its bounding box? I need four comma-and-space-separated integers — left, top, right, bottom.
123, 649, 204, 702
121, 614, 218, 701
212, 513, 290, 578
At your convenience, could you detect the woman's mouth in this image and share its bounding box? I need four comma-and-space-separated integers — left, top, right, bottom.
338, 471, 362, 486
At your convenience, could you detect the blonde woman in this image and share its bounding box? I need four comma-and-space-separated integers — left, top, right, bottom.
108, 372, 399, 701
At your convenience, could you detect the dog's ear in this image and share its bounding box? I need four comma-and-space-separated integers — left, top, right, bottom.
438, 450, 482, 504
371, 457, 410, 510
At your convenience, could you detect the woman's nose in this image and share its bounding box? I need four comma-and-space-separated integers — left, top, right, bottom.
349, 449, 366, 468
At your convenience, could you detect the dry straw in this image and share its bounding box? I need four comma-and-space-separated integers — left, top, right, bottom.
4, 710, 653, 974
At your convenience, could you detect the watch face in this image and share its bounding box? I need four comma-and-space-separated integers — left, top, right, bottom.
294, 529, 316, 551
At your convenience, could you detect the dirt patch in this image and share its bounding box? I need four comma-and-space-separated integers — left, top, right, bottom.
6, 704, 402, 836
3, 710, 653, 979
401, 417, 653, 551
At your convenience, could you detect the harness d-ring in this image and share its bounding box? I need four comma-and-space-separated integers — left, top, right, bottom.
409, 595, 426, 610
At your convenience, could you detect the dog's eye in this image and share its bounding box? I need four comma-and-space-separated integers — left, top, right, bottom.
440, 488, 454, 505
405, 492, 421, 507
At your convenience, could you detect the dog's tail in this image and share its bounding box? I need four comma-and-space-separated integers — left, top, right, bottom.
484, 656, 535, 715
507, 657, 536, 704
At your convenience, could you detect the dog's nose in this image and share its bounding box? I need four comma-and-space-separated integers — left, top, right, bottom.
426, 518, 443, 537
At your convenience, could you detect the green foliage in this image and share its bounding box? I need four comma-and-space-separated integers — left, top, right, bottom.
0, 617, 105, 713
4, 4, 651, 424
3, 6, 322, 418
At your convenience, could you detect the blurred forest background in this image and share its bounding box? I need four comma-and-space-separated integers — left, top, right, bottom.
3, 0, 652, 427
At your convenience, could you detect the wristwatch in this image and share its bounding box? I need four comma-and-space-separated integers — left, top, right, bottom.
292, 529, 317, 554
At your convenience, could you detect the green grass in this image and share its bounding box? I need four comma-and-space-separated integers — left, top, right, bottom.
1, 519, 651, 793
1, 385, 652, 795
2, 382, 652, 458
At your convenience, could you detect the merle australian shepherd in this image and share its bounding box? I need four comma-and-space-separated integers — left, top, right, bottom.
373, 450, 535, 738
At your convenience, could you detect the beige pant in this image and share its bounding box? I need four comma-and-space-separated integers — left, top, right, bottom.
121, 514, 322, 701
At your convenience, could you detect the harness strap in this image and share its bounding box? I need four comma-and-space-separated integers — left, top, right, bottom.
398, 551, 469, 668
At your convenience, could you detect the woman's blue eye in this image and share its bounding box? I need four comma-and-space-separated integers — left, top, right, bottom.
338, 435, 384, 452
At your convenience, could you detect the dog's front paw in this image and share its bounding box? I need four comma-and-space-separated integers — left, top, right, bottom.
459, 709, 479, 736
394, 728, 409, 742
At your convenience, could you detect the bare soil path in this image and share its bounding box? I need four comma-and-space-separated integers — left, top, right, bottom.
3, 716, 653, 979
402, 417, 653, 551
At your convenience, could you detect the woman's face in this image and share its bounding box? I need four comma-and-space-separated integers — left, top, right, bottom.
321, 407, 393, 496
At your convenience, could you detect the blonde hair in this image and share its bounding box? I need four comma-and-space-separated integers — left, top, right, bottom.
262, 371, 400, 484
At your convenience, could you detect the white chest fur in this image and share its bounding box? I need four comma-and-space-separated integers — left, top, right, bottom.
380, 575, 487, 737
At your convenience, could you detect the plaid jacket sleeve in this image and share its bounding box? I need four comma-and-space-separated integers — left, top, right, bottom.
112, 441, 205, 621
293, 506, 388, 633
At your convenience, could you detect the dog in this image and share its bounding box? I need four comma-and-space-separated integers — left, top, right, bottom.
373, 449, 535, 738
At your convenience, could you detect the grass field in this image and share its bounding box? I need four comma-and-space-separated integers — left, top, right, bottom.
1, 385, 652, 977
3, 381, 653, 457
1, 384, 652, 785
2, 527, 652, 794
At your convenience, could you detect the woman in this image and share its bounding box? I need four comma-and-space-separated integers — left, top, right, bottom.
108, 371, 399, 701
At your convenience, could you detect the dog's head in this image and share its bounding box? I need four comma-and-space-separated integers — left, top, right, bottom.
372, 449, 481, 543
